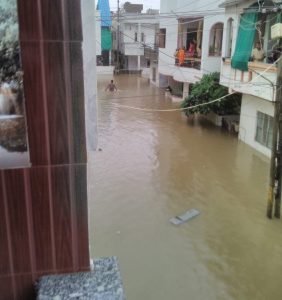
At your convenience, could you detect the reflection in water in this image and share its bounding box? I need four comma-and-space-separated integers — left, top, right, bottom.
88, 75, 282, 300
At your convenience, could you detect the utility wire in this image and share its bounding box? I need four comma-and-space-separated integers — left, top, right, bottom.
99, 56, 281, 113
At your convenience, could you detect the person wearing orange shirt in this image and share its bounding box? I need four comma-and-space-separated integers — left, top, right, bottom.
178, 47, 185, 66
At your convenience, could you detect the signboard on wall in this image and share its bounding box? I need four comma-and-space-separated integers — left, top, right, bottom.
0, 0, 30, 169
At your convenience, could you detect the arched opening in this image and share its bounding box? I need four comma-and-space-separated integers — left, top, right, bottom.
226, 18, 234, 58
209, 22, 224, 56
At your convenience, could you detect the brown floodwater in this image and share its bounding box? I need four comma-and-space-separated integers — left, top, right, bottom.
88, 74, 282, 300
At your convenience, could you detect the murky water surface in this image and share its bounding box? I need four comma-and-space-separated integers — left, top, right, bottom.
88, 75, 282, 300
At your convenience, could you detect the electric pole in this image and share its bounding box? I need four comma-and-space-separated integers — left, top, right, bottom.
267, 39, 282, 219
274, 39, 282, 218
116, 0, 120, 74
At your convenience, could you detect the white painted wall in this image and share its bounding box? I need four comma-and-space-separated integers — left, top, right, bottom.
220, 0, 278, 100
239, 94, 273, 157
158, 5, 177, 79
95, 10, 101, 56
176, 0, 222, 12
201, 16, 225, 74
127, 56, 146, 70
118, 14, 158, 71
81, 0, 98, 151
127, 56, 138, 70
158, 0, 224, 83
158, 73, 169, 88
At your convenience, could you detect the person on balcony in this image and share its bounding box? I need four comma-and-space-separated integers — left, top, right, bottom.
251, 42, 265, 62
178, 47, 185, 66
268, 42, 282, 64
187, 40, 196, 58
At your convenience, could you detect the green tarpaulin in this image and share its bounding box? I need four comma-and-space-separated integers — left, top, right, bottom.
101, 28, 112, 50
231, 12, 258, 71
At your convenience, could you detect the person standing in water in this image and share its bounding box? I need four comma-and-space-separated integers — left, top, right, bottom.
105, 80, 117, 92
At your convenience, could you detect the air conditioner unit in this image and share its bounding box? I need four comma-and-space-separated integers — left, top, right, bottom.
271, 23, 282, 39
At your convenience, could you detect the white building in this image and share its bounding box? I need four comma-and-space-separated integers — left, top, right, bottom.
112, 3, 159, 75
219, 0, 279, 157
96, 10, 102, 56
157, 0, 225, 99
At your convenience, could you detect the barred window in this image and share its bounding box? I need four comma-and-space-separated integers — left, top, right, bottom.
255, 111, 273, 149
159, 28, 166, 48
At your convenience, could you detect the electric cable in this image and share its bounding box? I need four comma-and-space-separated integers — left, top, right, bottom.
98, 56, 281, 113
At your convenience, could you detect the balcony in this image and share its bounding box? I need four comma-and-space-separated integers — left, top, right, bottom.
220, 59, 277, 102
124, 42, 144, 56
175, 57, 201, 70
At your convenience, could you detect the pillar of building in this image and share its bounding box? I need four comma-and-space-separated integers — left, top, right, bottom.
183, 82, 190, 100
138, 22, 141, 70
0, 1, 90, 299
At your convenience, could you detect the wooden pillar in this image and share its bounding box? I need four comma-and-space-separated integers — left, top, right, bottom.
0, 1, 90, 299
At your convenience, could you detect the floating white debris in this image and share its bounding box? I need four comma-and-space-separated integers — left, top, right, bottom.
169, 209, 200, 225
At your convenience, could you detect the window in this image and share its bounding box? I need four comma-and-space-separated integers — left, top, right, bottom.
141, 32, 145, 43
255, 111, 273, 149
226, 18, 234, 58
159, 28, 166, 48
134, 32, 138, 42
209, 23, 223, 56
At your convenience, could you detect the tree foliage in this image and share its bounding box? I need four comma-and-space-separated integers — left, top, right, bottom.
0, 0, 20, 83
181, 72, 241, 117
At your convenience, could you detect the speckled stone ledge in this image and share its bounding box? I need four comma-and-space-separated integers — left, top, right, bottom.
36, 257, 125, 300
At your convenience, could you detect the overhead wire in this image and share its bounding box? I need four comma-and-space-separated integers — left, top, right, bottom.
108, 22, 278, 88
98, 56, 281, 113
97, 2, 280, 109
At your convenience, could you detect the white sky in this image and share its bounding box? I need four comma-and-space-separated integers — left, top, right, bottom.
108, 0, 160, 12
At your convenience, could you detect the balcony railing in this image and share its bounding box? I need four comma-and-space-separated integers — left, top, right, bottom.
175, 57, 201, 70
221, 58, 277, 102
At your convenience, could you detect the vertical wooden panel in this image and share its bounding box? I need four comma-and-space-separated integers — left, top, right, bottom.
74, 165, 90, 269
29, 167, 54, 272
20, 42, 49, 165
4, 170, 31, 274
0, 1, 90, 299
17, 0, 40, 41
51, 166, 73, 270
15, 274, 35, 300
40, 0, 64, 40
0, 276, 14, 300
69, 43, 87, 163
65, 0, 83, 41
43, 42, 70, 165
0, 172, 11, 275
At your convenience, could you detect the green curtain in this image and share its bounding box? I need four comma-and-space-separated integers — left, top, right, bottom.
101, 28, 112, 50
231, 12, 258, 71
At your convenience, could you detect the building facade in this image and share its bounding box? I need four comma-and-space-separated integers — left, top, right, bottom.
97, 0, 112, 66
220, 0, 279, 157
112, 3, 159, 75
157, 0, 225, 100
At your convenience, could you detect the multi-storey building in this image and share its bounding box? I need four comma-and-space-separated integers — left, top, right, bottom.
97, 0, 112, 65
220, 0, 280, 156
112, 2, 159, 75
157, 0, 225, 100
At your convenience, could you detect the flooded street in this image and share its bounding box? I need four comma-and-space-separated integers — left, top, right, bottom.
88, 75, 282, 300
